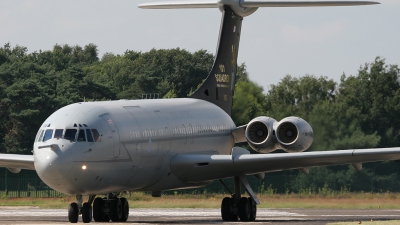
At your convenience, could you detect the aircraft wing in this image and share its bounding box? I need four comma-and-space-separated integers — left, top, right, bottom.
0, 154, 35, 173
170, 147, 400, 183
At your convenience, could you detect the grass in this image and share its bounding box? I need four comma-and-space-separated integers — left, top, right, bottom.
1, 192, 400, 209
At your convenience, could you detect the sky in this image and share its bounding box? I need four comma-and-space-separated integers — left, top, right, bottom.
1, 0, 399, 91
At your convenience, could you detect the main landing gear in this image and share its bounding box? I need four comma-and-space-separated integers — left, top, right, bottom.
220, 176, 259, 222
68, 193, 129, 223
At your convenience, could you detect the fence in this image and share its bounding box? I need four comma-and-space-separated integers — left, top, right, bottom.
0, 162, 398, 198
168, 162, 400, 195
0, 168, 65, 198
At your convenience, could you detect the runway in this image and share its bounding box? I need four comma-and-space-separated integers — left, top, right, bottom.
0, 207, 399, 224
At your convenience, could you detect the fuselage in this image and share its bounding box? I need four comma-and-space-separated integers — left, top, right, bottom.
33, 98, 236, 195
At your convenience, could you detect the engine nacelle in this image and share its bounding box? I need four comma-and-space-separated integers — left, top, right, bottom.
275, 116, 314, 152
245, 116, 314, 153
245, 116, 278, 153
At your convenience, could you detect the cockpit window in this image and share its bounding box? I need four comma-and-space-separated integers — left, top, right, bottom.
77, 130, 86, 142
36, 130, 44, 142
43, 129, 53, 142
91, 129, 101, 142
86, 129, 94, 142
54, 129, 63, 139
65, 129, 77, 141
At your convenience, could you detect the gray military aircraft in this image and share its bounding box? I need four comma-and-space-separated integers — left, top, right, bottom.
0, 0, 397, 223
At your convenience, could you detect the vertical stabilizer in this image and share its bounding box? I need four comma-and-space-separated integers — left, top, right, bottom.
190, 6, 242, 116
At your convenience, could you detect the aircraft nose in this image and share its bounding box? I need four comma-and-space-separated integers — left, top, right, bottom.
34, 144, 72, 183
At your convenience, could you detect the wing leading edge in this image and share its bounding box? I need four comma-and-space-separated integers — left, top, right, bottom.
0, 154, 35, 173
170, 147, 400, 183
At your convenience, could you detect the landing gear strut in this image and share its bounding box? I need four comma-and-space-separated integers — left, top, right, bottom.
220, 176, 259, 222
68, 193, 129, 223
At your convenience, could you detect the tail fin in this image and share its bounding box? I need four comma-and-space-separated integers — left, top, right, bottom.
138, 0, 379, 116
190, 6, 242, 116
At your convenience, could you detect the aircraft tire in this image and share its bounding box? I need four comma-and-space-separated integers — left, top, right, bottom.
68, 202, 79, 223
103, 214, 110, 222
248, 197, 257, 221
102, 198, 110, 222
120, 197, 129, 222
238, 197, 251, 221
93, 197, 103, 222
221, 197, 238, 221
221, 197, 231, 221
110, 198, 122, 222
82, 202, 92, 223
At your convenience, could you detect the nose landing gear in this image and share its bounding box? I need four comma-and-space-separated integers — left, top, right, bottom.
68, 193, 129, 223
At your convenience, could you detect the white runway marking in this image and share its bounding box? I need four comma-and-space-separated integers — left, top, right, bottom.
0, 208, 305, 217
0, 208, 66, 217
129, 208, 306, 217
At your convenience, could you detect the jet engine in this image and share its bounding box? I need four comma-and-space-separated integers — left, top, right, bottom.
245, 116, 314, 153
245, 116, 278, 153
275, 116, 314, 152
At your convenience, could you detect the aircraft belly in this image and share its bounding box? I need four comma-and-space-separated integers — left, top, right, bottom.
62, 161, 139, 195
139, 171, 211, 192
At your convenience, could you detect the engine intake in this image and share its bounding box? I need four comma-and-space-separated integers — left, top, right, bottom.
277, 121, 298, 144
245, 117, 278, 153
275, 117, 314, 152
245, 116, 314, 153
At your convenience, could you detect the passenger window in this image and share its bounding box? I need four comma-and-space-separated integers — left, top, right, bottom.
91, 129, 101, 142
54, 129, 63, 139
64, 129, 77, 141
86, 129, 94, 142
43, 129, 53, 142
77, 130, 86, 142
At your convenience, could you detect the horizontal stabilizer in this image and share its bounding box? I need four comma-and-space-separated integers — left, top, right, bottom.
138, 1, 218, 9
240, 0, 380, 7
138, 0, 379, 9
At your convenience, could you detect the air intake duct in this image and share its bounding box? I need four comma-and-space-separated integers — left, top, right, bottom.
244, 116, 314, 153
275, 116, 314, 152
245, 116, 278, 153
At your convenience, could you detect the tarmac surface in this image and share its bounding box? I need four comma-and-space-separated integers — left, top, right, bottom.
0, 207, 399, 224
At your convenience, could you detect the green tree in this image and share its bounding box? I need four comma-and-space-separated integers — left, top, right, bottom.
338, 57, 400, 147
0, 61, 56, 153
232, 80, 266, 125
265, 75, 336, 120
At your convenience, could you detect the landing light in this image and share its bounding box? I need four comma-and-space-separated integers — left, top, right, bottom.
82, 165, 87, 170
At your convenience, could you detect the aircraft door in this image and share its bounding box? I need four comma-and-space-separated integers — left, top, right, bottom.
182, 124, 187, 145
155, 111, 171, 153
124, 107, 158, 156
188, 124, 194, 144
100, 114, 120, 158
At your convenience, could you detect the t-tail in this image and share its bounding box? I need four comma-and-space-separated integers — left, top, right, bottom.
139, 0, 380, 116
190, 6, 242, 116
